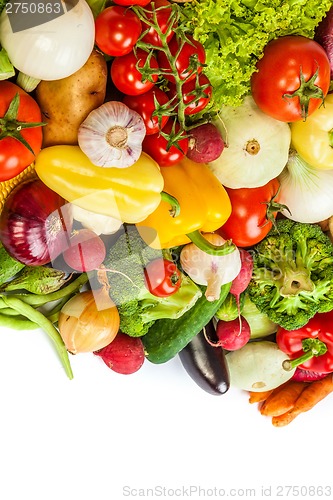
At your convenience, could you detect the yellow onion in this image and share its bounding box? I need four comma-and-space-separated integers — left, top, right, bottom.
58, 287, 120, 354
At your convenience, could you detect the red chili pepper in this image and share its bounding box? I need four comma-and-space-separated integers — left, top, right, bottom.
276, 310, 333, 374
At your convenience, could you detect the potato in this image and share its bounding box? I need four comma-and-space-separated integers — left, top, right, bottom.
35, 50, 107, 147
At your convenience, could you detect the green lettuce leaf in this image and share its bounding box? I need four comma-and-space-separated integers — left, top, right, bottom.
181, 0, 332, 108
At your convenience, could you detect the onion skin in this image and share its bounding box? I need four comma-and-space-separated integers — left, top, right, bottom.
0, 179, 72, 266
315, 6, 333, 79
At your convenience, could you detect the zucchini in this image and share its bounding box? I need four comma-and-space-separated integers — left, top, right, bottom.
142, 282, 231, 364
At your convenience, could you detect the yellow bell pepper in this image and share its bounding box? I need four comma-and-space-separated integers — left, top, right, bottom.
34, 146, 164, 223
137, 158, 234, 255
290, 94, 333, 170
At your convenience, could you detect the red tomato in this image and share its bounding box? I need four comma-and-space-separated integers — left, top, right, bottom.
157, 35, 206, 83
217, 178, 284, 247
111, 49, 159, 95
0, 81, 43, 182
140, 0, 177, 47
144, 258, 182, 297
142, 120, 188, 166
113, 0, 150, 5
95, 6, 142, 57
123, 86, 169, 135
168, 74, 212, 115
251, 35, 331, 122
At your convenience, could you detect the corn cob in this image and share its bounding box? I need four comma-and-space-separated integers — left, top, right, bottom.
0, 163, 37, 213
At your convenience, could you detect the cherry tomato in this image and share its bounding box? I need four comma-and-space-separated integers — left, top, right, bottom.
113, 0, 150, 5
217, 178, 284, 248
123, 86, 169, 135
0, 81, 43, 182
111, 49, 159, 96
144, 258, 182, 297
157, 35, 206, 83
142, 120, 189, 166
95, 6, 142, 57
168, 74, 212, 115
140, 0, 177, 47
251, 35, 331, 122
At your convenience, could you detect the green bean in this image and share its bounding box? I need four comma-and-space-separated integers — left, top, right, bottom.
18, 273, 89, 306
0, 313, 39, 330
0, 307, 22, 316
1, 295, 73, 380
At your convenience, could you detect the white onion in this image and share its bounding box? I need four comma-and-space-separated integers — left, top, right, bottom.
0, 0, 95, 80
278, 150, 333, 223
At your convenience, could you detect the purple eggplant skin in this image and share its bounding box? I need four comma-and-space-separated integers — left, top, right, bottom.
178, 320, 230, 395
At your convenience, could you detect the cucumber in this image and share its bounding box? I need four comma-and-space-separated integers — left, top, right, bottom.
142, 282, 231, 364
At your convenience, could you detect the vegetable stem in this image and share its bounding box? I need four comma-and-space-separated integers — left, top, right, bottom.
283, 338, 328, 371
16, 71, 41, 92
1, 295, 73, 379
186, 230, 236, 256
160, 191, 181, 217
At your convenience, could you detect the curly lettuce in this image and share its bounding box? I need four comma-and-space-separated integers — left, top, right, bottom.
181, 0, 332, 108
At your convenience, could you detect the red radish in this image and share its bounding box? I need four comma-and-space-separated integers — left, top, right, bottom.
230, 248, 254, 303
94, 332, 145, 374
228, 248, 254, 337
186, 123, 224, 163
62, 228, 106, 272
215, 316, 251, 351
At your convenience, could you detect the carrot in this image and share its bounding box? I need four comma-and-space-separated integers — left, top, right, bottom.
248, 390, 273, 404
272, 374, 333, 427
260, 380, 308, 416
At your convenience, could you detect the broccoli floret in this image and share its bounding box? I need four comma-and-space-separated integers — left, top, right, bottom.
247, 219, 333, 330
102, 224, 202, 337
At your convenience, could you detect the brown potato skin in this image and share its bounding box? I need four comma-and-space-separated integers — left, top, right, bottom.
35, 50, 107, 147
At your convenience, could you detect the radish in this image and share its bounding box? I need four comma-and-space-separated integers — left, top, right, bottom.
230, 248, 254, 309
186, 123, 224, 163
208, 249, 254, 350
94, 332, 145, 374
215, 316, 251, 350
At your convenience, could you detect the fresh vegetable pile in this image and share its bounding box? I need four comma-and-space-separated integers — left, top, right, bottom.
0, 0, 333, 427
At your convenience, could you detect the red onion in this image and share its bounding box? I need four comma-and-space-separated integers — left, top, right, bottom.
315, 6, 333, 79
0, 179, 73, 266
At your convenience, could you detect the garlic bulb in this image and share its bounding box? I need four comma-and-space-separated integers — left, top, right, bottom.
78, 101, 146, 168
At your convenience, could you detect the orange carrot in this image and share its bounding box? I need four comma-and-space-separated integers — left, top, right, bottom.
260, 381, 308, 417
272, 374, 333, 427
248, 390, 273, 404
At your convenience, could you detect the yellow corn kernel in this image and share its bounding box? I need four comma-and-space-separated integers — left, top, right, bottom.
0, 164, 37, 213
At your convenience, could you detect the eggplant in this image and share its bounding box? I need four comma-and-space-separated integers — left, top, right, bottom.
178, 320, 230, 395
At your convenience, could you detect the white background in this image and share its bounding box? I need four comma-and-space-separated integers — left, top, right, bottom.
0, 326, 332, 500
